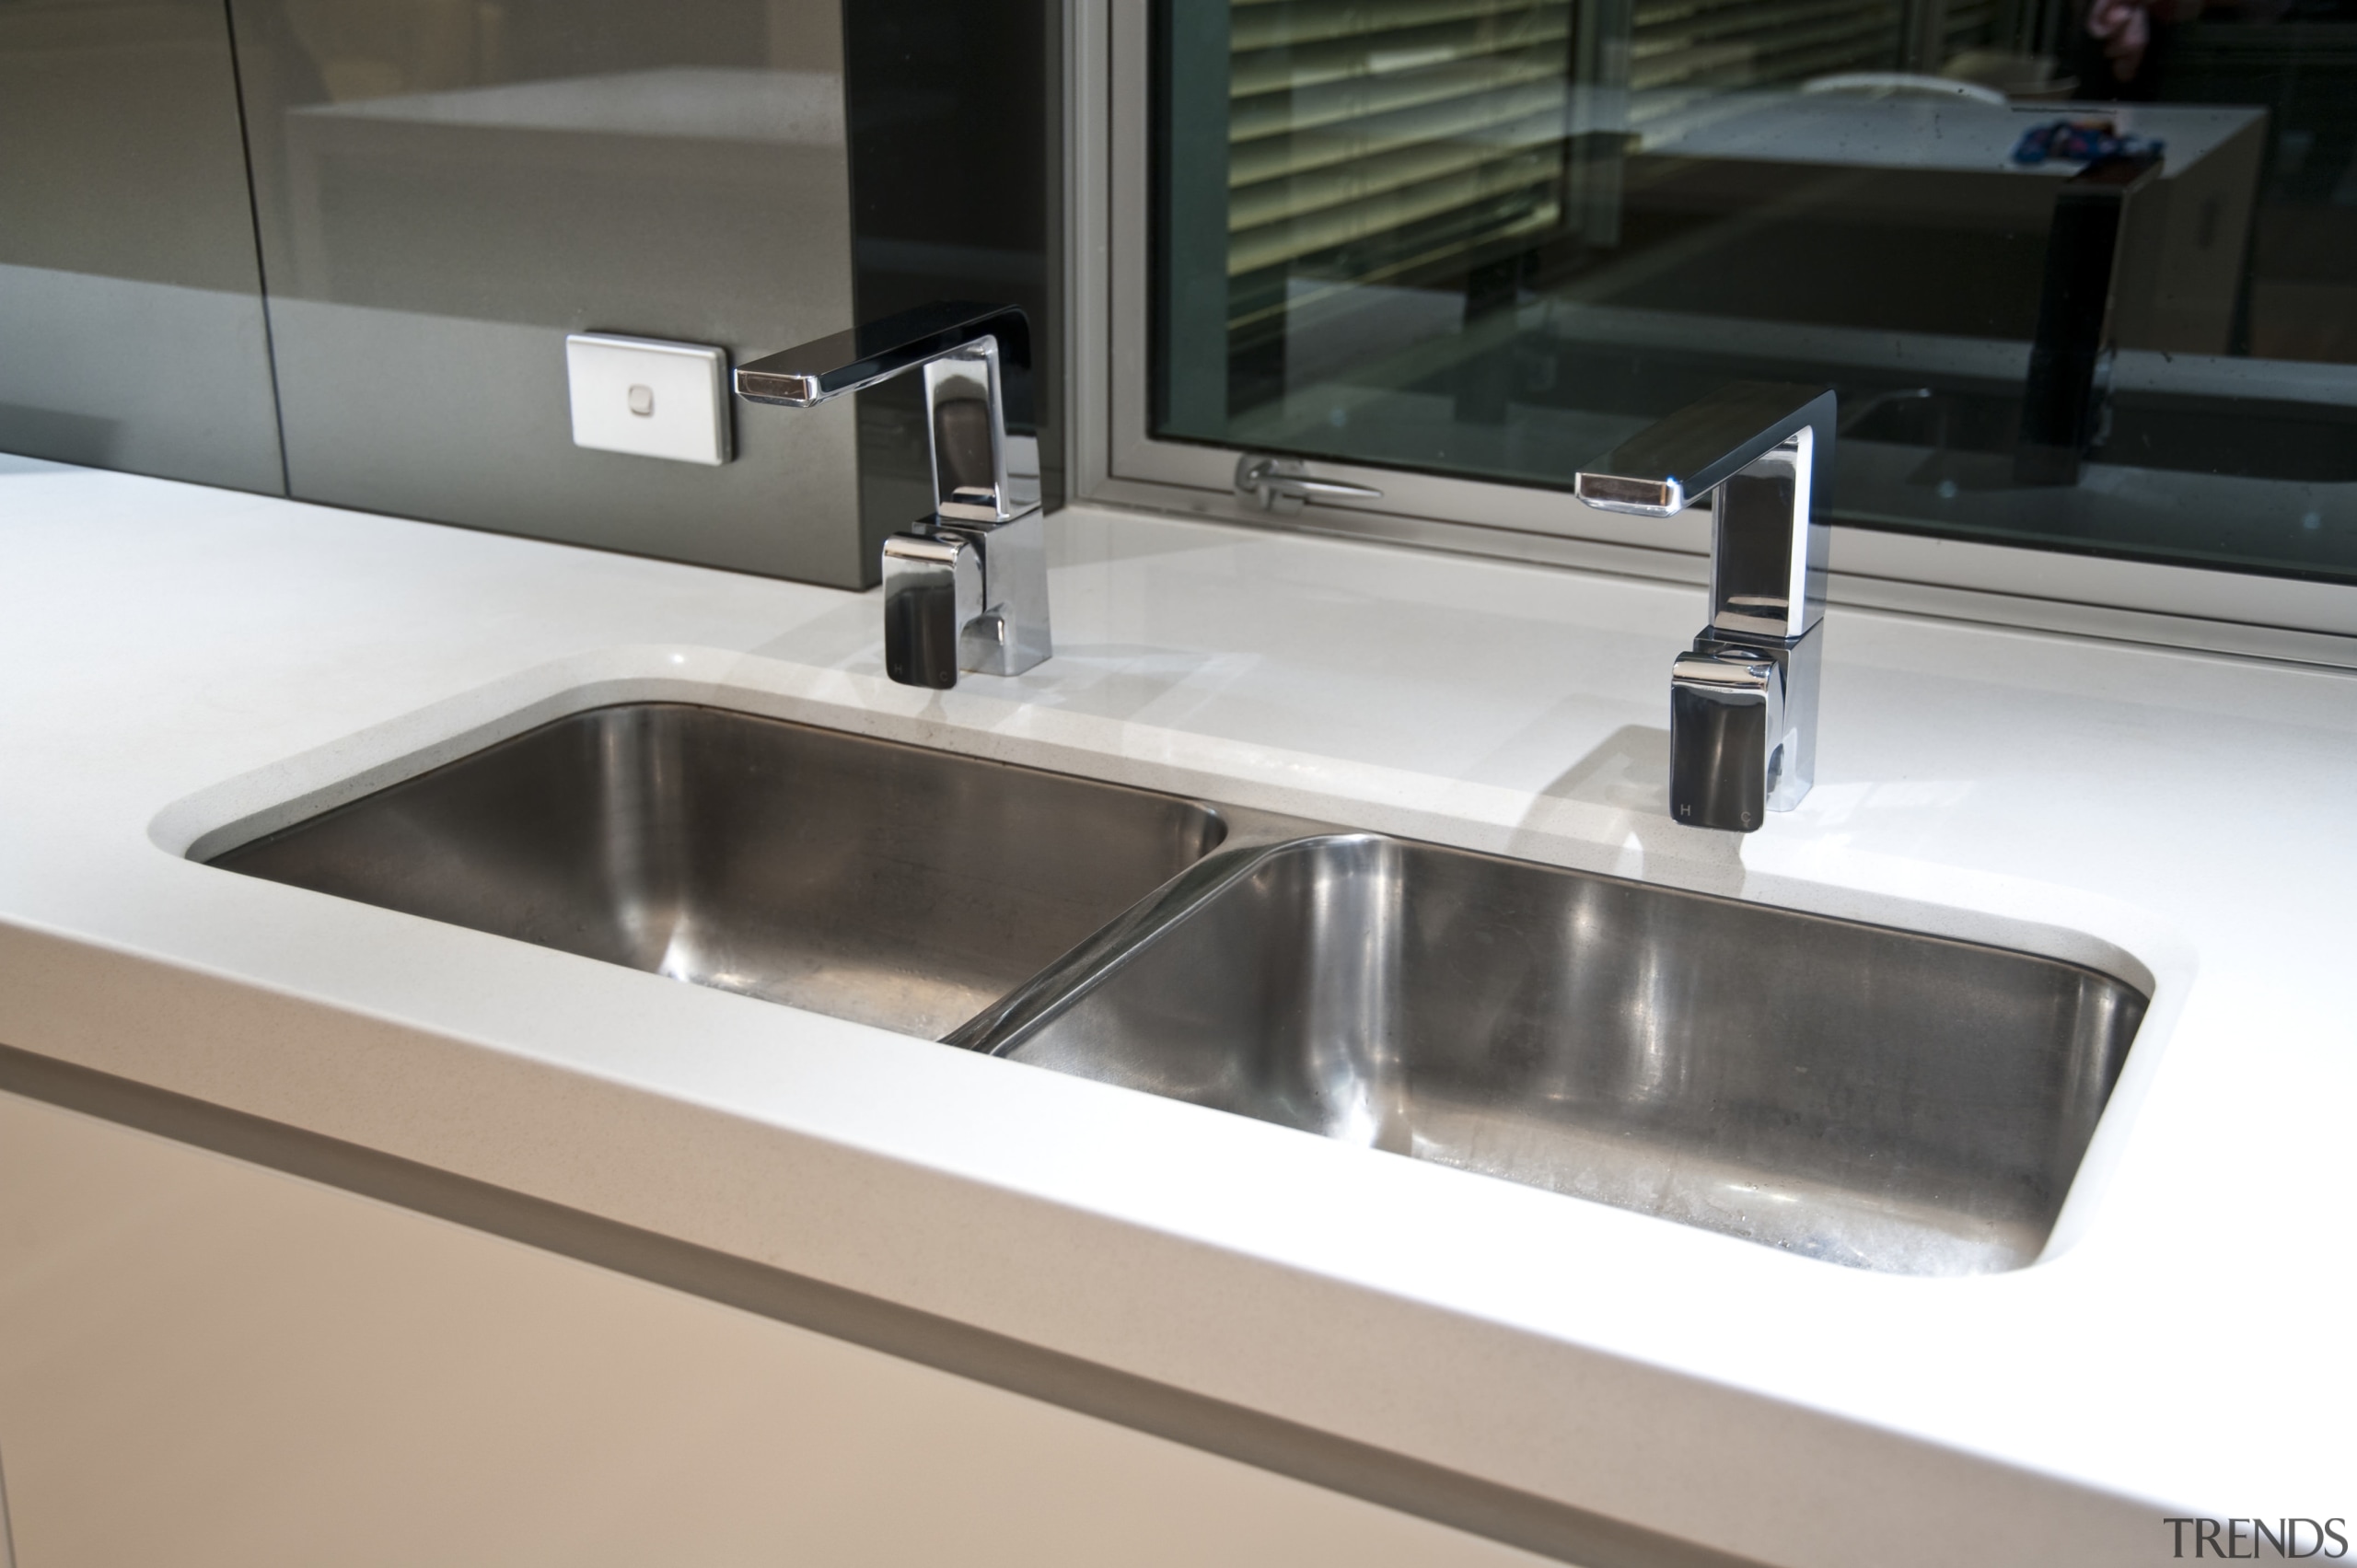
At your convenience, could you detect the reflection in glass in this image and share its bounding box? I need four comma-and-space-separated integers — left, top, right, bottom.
0, 0, 284, 490
1152, 0, 2357, 582
227, 0, 870, 586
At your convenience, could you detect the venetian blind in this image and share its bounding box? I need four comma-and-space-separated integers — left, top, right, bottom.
1219, 0, 1918, 337
1629, 0, 1904, 95
1224, 0, 1577, 333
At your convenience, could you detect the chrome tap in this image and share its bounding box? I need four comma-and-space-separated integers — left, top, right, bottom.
735, 302, 1050, 689
1576, 383, 1837, 832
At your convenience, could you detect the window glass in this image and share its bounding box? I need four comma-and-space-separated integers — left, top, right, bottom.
1150, 0, 2357, 583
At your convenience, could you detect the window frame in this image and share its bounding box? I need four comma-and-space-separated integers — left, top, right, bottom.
1061, 0, 2357, 668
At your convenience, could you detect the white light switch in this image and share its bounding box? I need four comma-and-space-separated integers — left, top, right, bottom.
565, 332, 731, 466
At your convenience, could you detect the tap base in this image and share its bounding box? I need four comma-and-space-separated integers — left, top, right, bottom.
1668, 624, 1820, 831
881, 507, 1051, 690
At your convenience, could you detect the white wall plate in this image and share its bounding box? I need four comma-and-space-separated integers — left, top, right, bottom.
564, 333, 731, 466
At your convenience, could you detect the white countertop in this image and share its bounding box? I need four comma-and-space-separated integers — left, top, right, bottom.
3, 452, 2351, 1565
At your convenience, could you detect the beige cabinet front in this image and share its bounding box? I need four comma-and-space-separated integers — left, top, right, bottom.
0, 1088, 1550, 1568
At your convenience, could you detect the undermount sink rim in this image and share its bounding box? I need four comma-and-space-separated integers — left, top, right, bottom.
179, 691, 2157, 1279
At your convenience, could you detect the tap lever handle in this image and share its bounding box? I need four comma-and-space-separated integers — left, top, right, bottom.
883, 529, 983, 691
1669, 646, 1783, 832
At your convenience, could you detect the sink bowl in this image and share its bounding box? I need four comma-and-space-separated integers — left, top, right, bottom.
208, 703, 2146, 1273
211, 703, 1227, 1038
954, 834, 2147, 1274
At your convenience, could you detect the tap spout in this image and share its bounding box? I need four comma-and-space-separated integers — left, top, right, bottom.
735, 301, 1051, 689
1577, 382, 1837, 830
1577, 382, 1833, 641
737, 300, 1039, 525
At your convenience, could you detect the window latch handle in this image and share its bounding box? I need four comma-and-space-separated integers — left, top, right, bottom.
1234, 453, 1384, 516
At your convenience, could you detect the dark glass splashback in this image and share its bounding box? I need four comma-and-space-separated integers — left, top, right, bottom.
226, 0, 869, 585
0, 0, 284, 491
151, 0, 1058, 589
1151, 0, 2357, 585
1, 0, 1063, 592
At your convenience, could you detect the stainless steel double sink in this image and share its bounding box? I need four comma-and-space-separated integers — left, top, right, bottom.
210, 702, 2146, 1276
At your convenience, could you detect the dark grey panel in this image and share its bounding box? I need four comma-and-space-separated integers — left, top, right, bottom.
228, 0, 865, 586
0, 0, 284, 492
